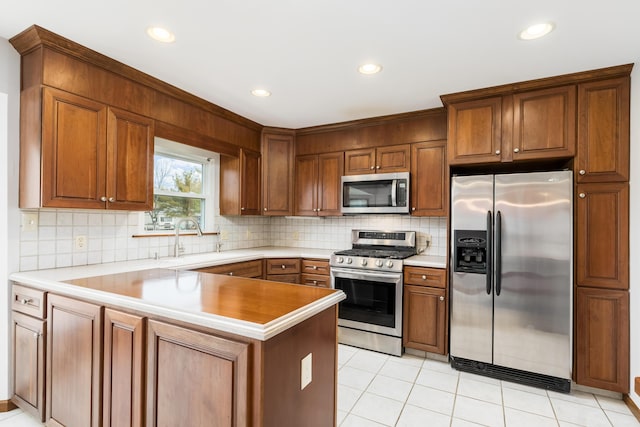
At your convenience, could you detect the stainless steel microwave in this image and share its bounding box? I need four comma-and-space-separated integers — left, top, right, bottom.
341, 172, 410, 214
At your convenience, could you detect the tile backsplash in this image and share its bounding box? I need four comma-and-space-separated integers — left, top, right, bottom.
18, 210, 447, 271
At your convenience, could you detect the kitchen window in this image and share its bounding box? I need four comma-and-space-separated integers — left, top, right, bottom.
143, 138, 219, 232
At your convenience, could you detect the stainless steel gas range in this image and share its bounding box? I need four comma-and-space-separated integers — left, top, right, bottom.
330, 230, 417, 356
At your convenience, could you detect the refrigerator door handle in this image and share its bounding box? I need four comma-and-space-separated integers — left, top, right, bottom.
495, 210, 502, 296
486, 210, 492, 295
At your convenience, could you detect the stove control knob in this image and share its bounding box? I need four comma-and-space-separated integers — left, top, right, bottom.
337, 257, 344, 264
386, 260, 394, 268
361, 259, 368, 266
375, 260, 383, 267
346, 258, 353, 264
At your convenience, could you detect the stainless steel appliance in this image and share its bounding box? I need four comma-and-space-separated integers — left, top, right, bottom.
330, 230, 417, 355
341, 172, 410, 214
450, 170, 573, 392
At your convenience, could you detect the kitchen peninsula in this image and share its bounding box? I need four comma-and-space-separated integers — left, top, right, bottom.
10, 259, 345, 427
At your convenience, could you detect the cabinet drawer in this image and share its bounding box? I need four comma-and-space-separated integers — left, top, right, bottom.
266, 258, 300, 275
300, 274, 331, 288
404, 267, 446, 288
195, 259, 263, 278
267, 274, 300, 284
12, 284, 46, 319
301, 259, 330, 276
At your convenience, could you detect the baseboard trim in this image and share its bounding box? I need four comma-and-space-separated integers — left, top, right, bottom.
0, 399, 17, 412
624, 394, 640, 423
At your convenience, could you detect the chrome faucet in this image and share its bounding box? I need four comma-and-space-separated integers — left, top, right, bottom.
174, 217, 203, 257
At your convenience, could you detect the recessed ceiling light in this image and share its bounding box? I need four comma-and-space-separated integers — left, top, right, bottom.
146, 26, 176, 43
251, 89, 271, 97
358, 63, 383, 75
518, 22, 554, 40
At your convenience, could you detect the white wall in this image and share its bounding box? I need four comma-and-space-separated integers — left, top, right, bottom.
0, 37, 21, 402
628, 64, 639, 407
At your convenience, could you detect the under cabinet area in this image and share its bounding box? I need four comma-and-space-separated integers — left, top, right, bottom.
21, 87, 154, 210
402, 266, 447, 355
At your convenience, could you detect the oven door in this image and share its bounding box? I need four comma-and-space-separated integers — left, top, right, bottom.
331, 267, 403, 337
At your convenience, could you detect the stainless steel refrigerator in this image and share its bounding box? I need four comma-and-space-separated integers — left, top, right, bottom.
450, 170, 572, 392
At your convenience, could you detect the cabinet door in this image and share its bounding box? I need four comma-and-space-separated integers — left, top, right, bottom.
12, 312, 46, 422
403, 285, 447, 354
410, 140, 447, 216
294, 154, 318, 216
146, 320, 249, 427
317, 152, 344, 216
512, 85, 576, 160
447, 97, 502, 165
376, 144, 410, 173
575, 287, 629, 392
576, 77, 630, 182
107, 107, 155, 210
240, 149, 261, 215
103, 309, 145, 427
41, 87, 107, 209
344, 148, 375, 175
220, 149, 261, 216
47, 294, 102, 427
576, 183, 629, 290
262, 131, 294, 215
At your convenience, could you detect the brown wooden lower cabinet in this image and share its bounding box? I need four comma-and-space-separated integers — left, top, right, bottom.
47, 294, 103, 427
575, 287, 629, 393
11, 312, 46, 422
146, 319, 250, 426
103, 309, 145, 427
403, 284, 447, 354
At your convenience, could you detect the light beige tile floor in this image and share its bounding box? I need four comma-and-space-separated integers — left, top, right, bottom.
1, 344, 639, 426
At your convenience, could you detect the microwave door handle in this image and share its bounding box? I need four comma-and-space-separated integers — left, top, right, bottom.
391, 179, 397, 206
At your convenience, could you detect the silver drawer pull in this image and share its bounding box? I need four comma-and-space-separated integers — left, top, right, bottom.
579, 193, 586, 199
228, 272, 234, 276
20, 298, 33, 305
281, 265, 286, 269
312, 265, 318, 270
439, 296, 445, 302
313, 280, 318, 285
579, 170, 586, 176
421, 275, 427, 280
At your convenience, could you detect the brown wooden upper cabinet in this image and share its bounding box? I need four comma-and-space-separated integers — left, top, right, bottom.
220, 148, 261, 216
22, 87, 154, 210
410, 140, 447, 216
344, 145, 410, 175
576, 77, 630, 183
262, 130, 295, 215
295, 152, 344, 216
446, 85, 576, 165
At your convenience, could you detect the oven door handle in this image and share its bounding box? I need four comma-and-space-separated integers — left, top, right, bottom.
331, 268, 402, 282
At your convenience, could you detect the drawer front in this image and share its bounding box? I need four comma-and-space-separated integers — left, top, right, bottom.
300, 274, 331, 288
403, 267, 447, 288
12, 284, 46, 319
267, 273, 300, 284
196, 259, 263, 278
266, 258, 301, 275
301, 259, 330, 276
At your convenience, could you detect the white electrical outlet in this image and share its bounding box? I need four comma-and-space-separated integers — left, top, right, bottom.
21, 213, 38, 232
220, 230, 229, 240
301, 353, 312, 390
74, 235, 87, 250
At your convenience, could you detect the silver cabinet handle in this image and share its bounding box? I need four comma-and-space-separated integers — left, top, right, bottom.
412, 207, 416, 211
317, 208, 321, 212
376, 165, 381, 169
439, 296, 445, 302
579, 193, 586, 199
421, 275, 427, 280
312, 280, 318, 285
20, 298, 33, 305
513, 148, 520, 153
100, 196, 107, 202
241, 207, 245, 211
108, 197, 115, 203
312, 265, 318, 270
495, 150, 501, 155
370, 166, 375, 170
263, 208, 267, 211
579, 170, 586, 175
228, 272, 234, 276
281, 265, 286, 269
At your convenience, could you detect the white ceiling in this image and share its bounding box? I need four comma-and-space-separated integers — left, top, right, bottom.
1, 1, 639, 129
